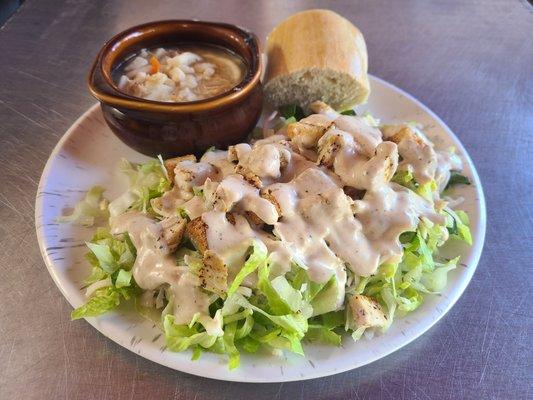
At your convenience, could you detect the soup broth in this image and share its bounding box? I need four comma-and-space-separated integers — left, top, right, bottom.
115, 44, 246, 102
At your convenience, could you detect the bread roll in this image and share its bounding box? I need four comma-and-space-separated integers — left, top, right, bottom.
264, 9, 370, 111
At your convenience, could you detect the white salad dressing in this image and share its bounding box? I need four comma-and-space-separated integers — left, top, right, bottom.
355, 183, 444, 264
201, 210, 258, 285
110, 211, 210, 325
107, 110, 463, 325
214, 174, 279, 224
333, 115, 383, 157
331, 137, 398, 190
200, 150, 236, 177
435, 150, 463, 192
381, 124, 438, 185
269, 168, 378, 279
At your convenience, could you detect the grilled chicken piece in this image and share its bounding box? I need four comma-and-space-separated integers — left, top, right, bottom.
174, 161, 218, 192
381, 124, 437, 184
366, 141, 399, 186
259, 188, 283, 217
163, 155, 196, 182
309, 100, 340, 119
316, 129, 354, 167
186, 216, 230, 296
185, 213, 237, 254
381, 124, 426, 145
347, 294, 387, 329
160, 216, 186, 252
286, 114, 334, 149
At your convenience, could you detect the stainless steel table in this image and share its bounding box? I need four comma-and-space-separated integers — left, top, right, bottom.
0, 1, 531, 399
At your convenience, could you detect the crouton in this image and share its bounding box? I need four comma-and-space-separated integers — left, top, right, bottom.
185, 214, 236, 254
163, 155, 196, 182
160, 216, 186, 252
235, 164, 263, 188
200, 250, 228, 296
185, 217, 209, 253
347, 294, 387, 329
245, 211, 265, 227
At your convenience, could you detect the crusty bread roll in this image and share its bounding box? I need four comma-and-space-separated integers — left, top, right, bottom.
264, 9, 370, 111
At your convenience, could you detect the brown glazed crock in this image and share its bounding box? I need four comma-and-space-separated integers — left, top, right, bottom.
88, 20, 263, 158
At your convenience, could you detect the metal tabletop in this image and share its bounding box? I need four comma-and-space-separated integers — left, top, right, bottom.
0, 0, 531, 399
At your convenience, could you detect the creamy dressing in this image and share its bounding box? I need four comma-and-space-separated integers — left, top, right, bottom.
269, 168, 378, 279
110, 211, 210, 325
329, 136, 398, 190
174, 160, 219, 191
396, 137, 437, 184
150, 187, 187, 217
355, 183, 444, 264
333, 115, 382, 157
181, 195, 206, 219
381, 124, 438, 185
200, 150, 236, 177
201, 210, 257, 285
213, 174, 279, 224
435, 150, 463, 192
110, 109, 463, 324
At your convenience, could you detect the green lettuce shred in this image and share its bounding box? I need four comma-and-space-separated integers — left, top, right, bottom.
57, 186, 108, 226
108, 159, 170, 217
65, 150, 474, 369
71, 229, 139, 320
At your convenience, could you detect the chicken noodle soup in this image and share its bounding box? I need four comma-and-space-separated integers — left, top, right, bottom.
115, 45, 246, 102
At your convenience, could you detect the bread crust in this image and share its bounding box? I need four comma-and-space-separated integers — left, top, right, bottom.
265, 9, 370, 109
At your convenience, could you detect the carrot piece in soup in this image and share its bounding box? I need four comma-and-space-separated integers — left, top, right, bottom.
149, 56, 160, 74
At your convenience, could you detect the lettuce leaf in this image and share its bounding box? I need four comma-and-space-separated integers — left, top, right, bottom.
71, 286, 135, 320
257, 259, 312, 317
163, 314, 217, 352
227, 240, 267, 297
445, 208, 473, 245
445, 172, 470, 190
72, 229, 140, 320
279, 104, 305, 121
108, 159, 170, 217
305, 325, 342, 346
57, 186, 108, 226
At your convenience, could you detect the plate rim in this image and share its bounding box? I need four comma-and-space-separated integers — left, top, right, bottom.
35, 74, 486, 382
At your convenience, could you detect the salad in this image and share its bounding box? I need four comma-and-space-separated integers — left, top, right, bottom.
60, 101, 471, 369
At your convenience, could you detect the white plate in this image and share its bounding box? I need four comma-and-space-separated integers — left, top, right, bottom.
35, 75, 486, 382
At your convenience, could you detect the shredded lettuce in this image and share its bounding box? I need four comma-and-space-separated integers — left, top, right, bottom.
164, 314, 218, 352
279, 104, 304, 121
445, 172, 470, 190
66, 151, 473, 369
340, 109, 356, 116
71, 285, 136, 320
227, 240, 267, 297
57, 186, 108, 226
445, 208, 473, 245
71, 229, 138, 320
108, 159, 170, 217
391, 170, 436, 201
350, 222, 466, 337
361, 111, 380, 127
